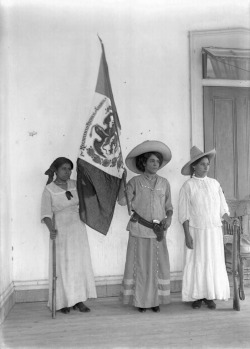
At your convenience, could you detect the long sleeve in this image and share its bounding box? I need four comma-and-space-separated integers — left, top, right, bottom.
165, 182, 173, 213
219, 186, 230, 218
178, 185, 190, 224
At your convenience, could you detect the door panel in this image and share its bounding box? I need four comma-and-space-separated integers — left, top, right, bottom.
236, 96, 250, 199
204, 87, 250, 201
214, 97, 235, 199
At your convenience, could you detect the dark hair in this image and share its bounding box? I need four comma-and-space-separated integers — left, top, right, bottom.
52, 157, 73, 171
135, 151, 163, 173
191, 155, 209, 175
45, 157, 73, 184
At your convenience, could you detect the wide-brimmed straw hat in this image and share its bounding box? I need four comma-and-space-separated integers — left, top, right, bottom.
125, 140, 172, 174
181, 146, 216, 176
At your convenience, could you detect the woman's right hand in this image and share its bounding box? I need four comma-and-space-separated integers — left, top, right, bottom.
50, 229, 57, 240
185, 233, 193, 249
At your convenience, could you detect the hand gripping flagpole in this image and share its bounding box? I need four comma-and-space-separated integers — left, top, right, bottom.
97, 35, 131, 216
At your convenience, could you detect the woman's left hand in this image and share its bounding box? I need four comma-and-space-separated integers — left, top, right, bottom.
161, 216, 172, 231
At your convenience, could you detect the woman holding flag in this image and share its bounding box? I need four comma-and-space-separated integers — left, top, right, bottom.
118, 140, 173, 313
41, 157, 97, 315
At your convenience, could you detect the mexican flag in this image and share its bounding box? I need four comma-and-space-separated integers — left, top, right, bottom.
77, 39, 124, 235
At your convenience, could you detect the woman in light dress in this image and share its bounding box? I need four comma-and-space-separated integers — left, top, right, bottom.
178, 146, 236, 310
41, 157, 96, 314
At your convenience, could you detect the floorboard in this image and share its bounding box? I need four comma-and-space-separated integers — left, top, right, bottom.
1, 289, 250, 349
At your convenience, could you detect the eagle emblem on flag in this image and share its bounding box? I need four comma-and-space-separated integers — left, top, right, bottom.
83, 105, 123, 170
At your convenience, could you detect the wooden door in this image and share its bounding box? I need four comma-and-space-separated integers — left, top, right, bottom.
203, 87, 250, 201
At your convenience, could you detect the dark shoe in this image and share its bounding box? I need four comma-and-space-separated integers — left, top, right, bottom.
138, 307, 146, 313
203, 299, 216, 309
73, 302, 90, 312
151, 306, 160, 312
192, 299, 202, 309
60, 307, 70, 314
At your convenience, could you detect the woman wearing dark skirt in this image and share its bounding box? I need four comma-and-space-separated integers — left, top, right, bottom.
118, 140, 173, 313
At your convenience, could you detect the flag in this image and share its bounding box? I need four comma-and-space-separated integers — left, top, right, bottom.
77, 39, 124, 235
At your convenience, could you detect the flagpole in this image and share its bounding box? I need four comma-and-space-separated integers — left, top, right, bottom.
97, 35, 131, 216
52, 215, 56, 319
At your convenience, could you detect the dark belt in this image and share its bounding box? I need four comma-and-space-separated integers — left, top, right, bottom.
130, 211, 165, 242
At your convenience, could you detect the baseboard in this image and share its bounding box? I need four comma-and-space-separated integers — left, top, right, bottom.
11, 271, 250, 304
14, 272, 183, 303
170, 272, 183, 293
0, 282, 15, 324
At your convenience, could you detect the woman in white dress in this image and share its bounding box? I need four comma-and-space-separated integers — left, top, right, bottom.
41, 157, 97, 314
178, 146, 237, 310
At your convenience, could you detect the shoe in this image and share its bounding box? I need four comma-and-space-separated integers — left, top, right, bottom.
60, 307, 70, 314
203, 299, 216, 309
73, 302, 90, 312
138, 307, 146, 313
151, 306, 160, 312
192, 299, 202, 309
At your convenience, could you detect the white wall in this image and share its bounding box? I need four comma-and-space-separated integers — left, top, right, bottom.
2, 0, 249, 290
0, 5, 13, 318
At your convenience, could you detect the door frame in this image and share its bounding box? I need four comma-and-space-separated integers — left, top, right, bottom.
189, 28, 250, 149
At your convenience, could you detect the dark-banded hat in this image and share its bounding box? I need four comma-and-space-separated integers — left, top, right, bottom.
125, 140, 172, 174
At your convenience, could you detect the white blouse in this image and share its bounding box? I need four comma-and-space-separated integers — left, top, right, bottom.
178, 176, 229, 229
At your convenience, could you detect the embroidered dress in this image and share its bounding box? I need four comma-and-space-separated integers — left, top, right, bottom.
178, 176, 230, 302
121, 174, 172, 307
41, 179, 97, 310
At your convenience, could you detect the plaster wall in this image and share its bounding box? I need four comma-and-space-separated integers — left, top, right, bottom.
1, 0, 249, 292
0, 7, 14, 320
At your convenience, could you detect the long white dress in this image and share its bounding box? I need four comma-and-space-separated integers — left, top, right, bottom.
178, 176, 230, 302
41, 179, 97, 310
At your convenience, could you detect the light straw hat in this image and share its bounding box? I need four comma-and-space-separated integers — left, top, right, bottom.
125, 140, 172, 174
181, 146, 216, 176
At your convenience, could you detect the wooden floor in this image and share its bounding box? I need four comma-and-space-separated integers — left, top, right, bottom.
1, 288, 250, 349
